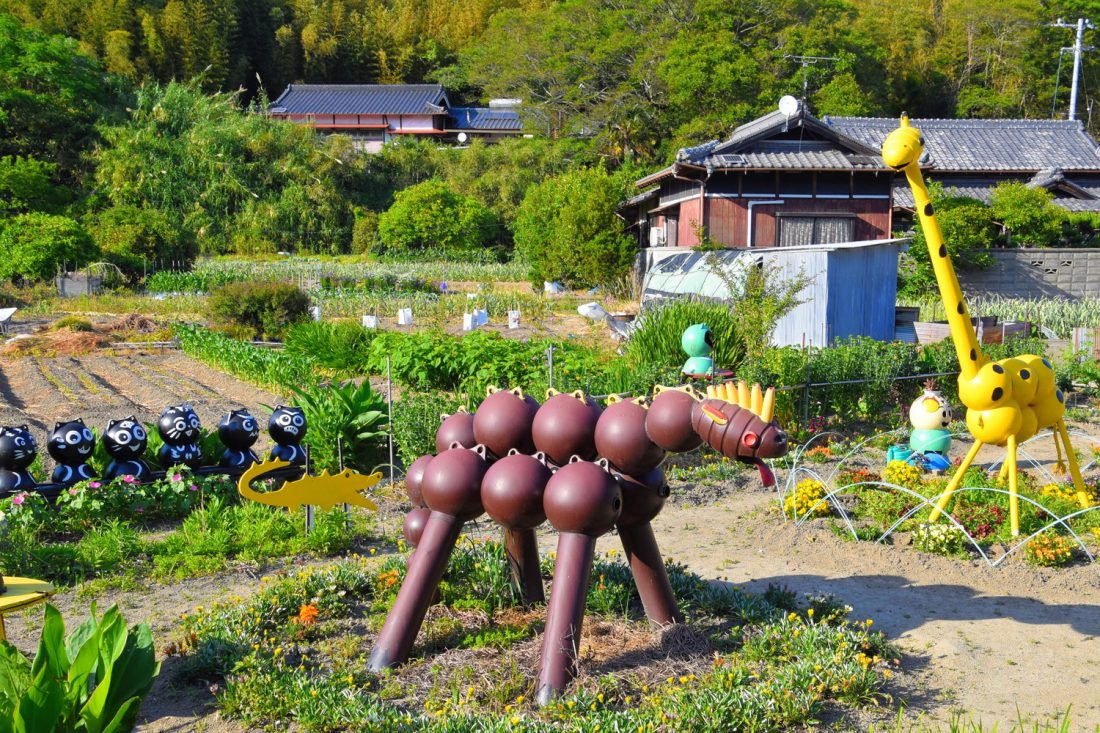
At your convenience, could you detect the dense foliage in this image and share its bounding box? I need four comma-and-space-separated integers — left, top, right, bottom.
0, 213, 98, 282
376, 179, 499, 255
514, 166, 636, 288
207, 281, 311, 340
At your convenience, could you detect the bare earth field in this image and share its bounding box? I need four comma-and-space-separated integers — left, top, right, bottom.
1, 351, 1099, 730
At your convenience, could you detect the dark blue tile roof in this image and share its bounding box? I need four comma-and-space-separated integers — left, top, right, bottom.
269, 84, 449, 115
447, 107, 522, 131
826, 116, 1100, 172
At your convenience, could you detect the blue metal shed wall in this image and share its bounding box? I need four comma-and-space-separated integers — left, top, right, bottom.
767, 249, 828, 347
825, 246, 898, 342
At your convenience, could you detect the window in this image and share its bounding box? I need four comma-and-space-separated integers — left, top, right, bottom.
777, 215, 854, 246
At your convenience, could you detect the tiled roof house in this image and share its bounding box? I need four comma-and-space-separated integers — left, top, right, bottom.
268, 84, 523, 152
622, 104, 1100, 252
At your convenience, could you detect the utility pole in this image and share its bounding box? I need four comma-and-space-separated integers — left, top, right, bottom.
1052, 17, 1095, 121
783, 55, 839, 102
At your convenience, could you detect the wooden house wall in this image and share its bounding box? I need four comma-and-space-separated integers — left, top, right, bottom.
744, 198, 891, 247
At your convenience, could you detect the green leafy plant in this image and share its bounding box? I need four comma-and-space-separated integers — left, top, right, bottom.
287, 380, 389, 473
284, 321, 377, 375
624, 299, 742, 371
0, 603, 159, 732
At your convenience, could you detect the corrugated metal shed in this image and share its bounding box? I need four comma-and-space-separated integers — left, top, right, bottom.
641, 239, 908, 347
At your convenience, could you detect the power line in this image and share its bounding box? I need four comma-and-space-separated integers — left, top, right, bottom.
783, 55, 839, 102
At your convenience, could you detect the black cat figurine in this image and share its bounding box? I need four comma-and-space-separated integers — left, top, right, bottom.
219, 409, 260, 469
268, 405, 307, 466
47, 419, 96, 484
157, 404, 203, 469
0, 425, 38, 494
102, 416, 153, 481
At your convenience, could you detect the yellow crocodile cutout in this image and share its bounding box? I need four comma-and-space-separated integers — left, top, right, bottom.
237, 458, 380, 511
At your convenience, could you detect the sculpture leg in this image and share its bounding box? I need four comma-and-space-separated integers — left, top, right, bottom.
1056, 420, 1090, 508
996, 461, 1009, 482
618, 521, 682, 626
368, 511, 464, 671
1006, 436, 1020, 537
1052, 427, 1067, 475
536, 531, 596, 706
929, 439, 984, 522
502, 527, 544, 604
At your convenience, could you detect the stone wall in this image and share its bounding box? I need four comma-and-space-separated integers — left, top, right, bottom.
957, 248, 1100, 299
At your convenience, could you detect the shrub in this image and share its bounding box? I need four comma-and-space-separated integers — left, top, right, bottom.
351, 209, 380, 254
783, 478, 830, 519
208, 281, 311, 340
913, 522, 968, 555
0, 604, 159, 732
92, 205, 196, 278
513, 165, 636, 289
0, 213, 98, 282
990, 182, 1064, 247
377, 179, 499, 254
1025, 531, 1075, 567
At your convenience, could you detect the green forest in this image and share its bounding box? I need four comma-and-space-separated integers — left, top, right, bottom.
1, 0, 1099, 283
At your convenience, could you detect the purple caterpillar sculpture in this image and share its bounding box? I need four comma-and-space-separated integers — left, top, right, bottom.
371, 384, 788, 704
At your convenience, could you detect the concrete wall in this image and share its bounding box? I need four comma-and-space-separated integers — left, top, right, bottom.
958, 248, 1100, 298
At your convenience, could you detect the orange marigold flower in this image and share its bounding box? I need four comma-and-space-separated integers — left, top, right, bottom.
297, 603, 319, 626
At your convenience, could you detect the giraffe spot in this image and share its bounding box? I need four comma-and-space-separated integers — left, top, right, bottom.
919, 136, 925, 146
1020, 369, 1030, 380
956, 302, 964, 314
991, 387, 1003, 402
992, 364, 1004, 374
969, 349, 977, 361
925, 203, 935, 217
938, 244, 947, 257
1057, 389, 1064, 403
1043, 358, 1052, 368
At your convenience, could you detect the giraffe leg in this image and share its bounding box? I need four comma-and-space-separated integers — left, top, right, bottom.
1055, 420, 1090, 508
1052, 428, 1067, 476
929, 439, 984, 522
1006, 436, 1019, 537
996, 461, 1009, 482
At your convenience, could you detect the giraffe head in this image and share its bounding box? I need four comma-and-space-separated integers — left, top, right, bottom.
881, 114, 924, 171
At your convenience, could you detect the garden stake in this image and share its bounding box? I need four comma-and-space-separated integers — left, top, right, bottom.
883, 115, 1090, 534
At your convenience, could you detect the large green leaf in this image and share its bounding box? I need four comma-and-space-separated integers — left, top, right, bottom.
14, 665, 61, 733
0, 642, 31, 714
29, 605, 68, 686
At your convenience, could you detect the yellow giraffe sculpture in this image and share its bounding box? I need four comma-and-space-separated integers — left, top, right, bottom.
882, 115, 1090, 535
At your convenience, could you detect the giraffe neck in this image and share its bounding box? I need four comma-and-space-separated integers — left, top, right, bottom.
902, 162, 985, 382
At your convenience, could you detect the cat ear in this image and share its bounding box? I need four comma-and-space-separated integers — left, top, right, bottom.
75, 418, 86, 425
107, 419, 118, 428
54, 421, 64, 429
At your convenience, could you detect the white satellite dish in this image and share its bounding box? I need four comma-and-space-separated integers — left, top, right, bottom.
457, 132, 468, 143
778, 95, 800, 117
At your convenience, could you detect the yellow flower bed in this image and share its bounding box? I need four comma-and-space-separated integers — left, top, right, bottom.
1040, 482, 1097, 506
882, 460, 923, 489
784, 478, 830, 519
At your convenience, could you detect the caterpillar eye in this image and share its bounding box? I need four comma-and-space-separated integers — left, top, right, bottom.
743, 432, 759, 448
